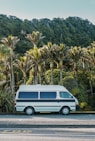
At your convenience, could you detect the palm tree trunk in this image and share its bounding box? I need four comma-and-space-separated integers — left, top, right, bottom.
60, 69, 63, 85
50, 62, 53, 85
34, 66, 38, 84
74, 63, 79, 87
38, 73, 41, 84
89, 80, 93, 95
23, 73, 27, 84
38, 65, 42, 84
10, 54, 15, 94
59, 60, 63, 85
75, 70, 79, 87
50, 69, 53, 85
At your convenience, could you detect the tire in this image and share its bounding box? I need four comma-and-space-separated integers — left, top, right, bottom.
25, 107, 34, 115
61, 107, 70, 115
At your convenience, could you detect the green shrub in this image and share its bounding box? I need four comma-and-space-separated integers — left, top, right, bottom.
63, 75, 77, 91
80, 102, 87, 110
0, 89, 14, 113
71, 87, 87, 101
71, 87, 89, 110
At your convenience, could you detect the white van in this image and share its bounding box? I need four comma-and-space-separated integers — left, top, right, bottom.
15, 85, 79, 115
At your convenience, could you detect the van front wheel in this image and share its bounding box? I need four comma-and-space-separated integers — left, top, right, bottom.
61, 107, 70, 115
25, 107, 34, 115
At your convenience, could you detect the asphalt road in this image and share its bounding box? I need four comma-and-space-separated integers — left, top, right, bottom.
0, 114, 95, 141
0, 128, 95, 141
0, 113, 95, 128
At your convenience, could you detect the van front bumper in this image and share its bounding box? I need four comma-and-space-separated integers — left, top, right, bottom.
76, 105, 80, 111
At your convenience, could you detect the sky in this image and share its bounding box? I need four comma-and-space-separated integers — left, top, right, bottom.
0, 0, 95, 24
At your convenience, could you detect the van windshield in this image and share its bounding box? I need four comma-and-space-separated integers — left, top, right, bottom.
60, 92, 72, 98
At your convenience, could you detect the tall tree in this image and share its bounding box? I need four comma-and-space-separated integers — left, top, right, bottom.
69, 46, 83, 87
26, 46, 46, 84
47, 42, 57, 84
54, 44, 68, 85
26, 31, 45, 47
0, 44, 10, 84
81, 42, 95, 95
1, 35, 19, 94
14, 56, 33, 84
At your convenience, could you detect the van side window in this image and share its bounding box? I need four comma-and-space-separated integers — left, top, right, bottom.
18, 92, 38, 98
40, 92, 56, 99
60, 92, 72, 98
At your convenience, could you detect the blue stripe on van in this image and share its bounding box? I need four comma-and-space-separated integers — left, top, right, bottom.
16, 99, 75, 102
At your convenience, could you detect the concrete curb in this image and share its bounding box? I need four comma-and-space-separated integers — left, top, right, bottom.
0, 124, 95, 128
0, 111, 95, 115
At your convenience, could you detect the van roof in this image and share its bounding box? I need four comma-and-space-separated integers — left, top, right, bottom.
18, 85, 68, 91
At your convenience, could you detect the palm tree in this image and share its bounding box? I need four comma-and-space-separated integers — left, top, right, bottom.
0, 44, 10, 85
26, 31, 45, 84
1, 35, 19, 94
47, 42, 58, 84
69, 46, 83, 87
26, 31, 45, 47
81, 43, 95, 95
54, 44, 68, 85
26, 46, 46, 84
14, 56, 33, 84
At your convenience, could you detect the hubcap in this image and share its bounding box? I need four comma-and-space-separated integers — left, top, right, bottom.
62, 108, 69, 115
26, 108, 33, 115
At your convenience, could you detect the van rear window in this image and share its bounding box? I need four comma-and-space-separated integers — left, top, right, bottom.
40, 92, 56, 99
18, 92, 38, 98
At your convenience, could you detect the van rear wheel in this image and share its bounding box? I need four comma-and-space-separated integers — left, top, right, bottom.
61, 107, 70, 115
25, 107, 34, 115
